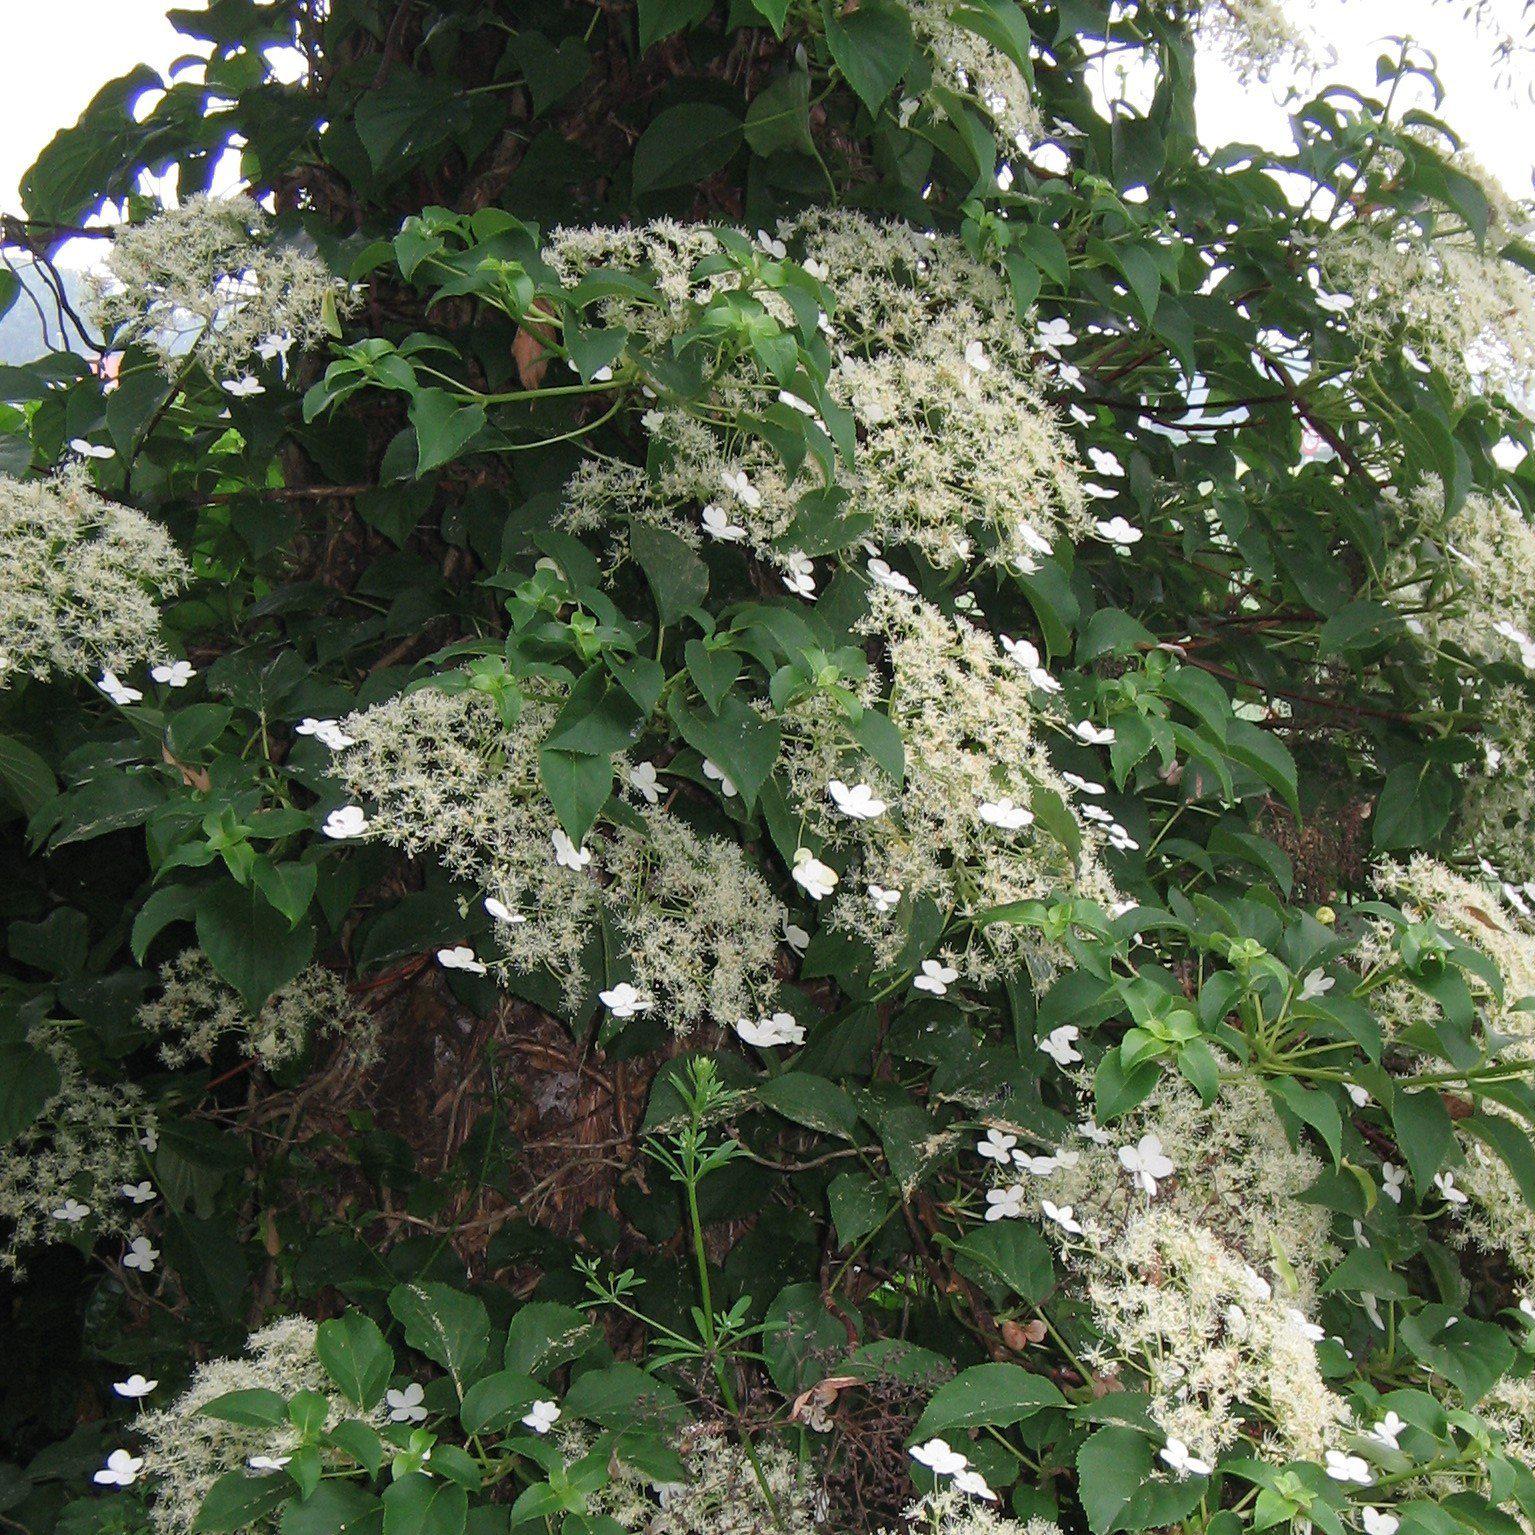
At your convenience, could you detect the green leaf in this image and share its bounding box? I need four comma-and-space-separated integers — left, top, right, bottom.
381, 1474, 466, 1535
281, 1483, 382, 1535
0, 734, 56, 817
637, 0, 712, 50
745, 71, 815, 158
0, 1043, 61, 1144
194, 1472, 290, 1534
911, 1363, 1064, 1440
538, 747, 614, 846
745, 0, 792, 33
1077, 1426, 1155, 1535
629, 519, 708, 627
1391, 1088, 1455, 1194
667, 695, 781, 812
1374, 762, 1453, 853
253, 860, 318, 929
504, 1302, 601, 1379
562, 1362, 685, 1430
195, 881, 316, 1011
387, 1284, 490, 1394
506, 33, 590, 116
409, 388, 486, 475
757, 1072, 859, 1139
199, 1388, 288, 1427
316, 1313, 394, 1410
459, 1370, 543, 1435
632, 105, 742, 195
820, 0, 914, 114
949, 1220, 1055, 1304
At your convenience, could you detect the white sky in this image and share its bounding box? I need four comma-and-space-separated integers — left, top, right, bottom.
0, 0, 1529, 250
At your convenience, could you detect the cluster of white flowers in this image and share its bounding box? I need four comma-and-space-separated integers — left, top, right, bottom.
1317, 204, 1535, 405
0, 1025, 156, 1272
337, 682, 784, 1025
1192, 0, 1312, 83
91, 194, 352, 381
135, 1318, 386, 1534
887, 1492, 1063, 1535
0, 470, 186, 688
1079, 1207, 1350, 1467
573, 1427, 819, 1535
137, 951, 376, 1069
550, 212, 1088, 574
780, 587, 1116, 980
903, 2, 1042, 153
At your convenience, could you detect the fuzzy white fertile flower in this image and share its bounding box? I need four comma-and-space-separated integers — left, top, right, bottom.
792, 848, 838, 900
985, 1185, 1027, 1222
70, 438, 116, 459
628, 761, 661, 804
735, 1012, 805, 1048
1041, 1199, 1083, 1235
701, 503, 747, 542
221, 375, 265, 398
52, 1197, 91, 1222
829, 780, 887, 820
322, 805, 370, 840
1434, 1170, 1469, 1205
867, 557, 917, 596
720, 467, 762, 508
387, 1383, 427, 1423
1118, 1133, 1175, 1196
484, 896, 525, 925
1363, 1510, 1400, 1535
1159, 1438, 1212, 1478
598, 982, 650, 1018
121, 1181, 156, 1205
114, 1374, 158, 1398
1368, 1412, 1406, 1450
702, 759, 739, 798
1325, 1450, 1372, 1485
248, 1455, 291, 1471
123, 1236, 158, 1273
977, 1129, 1018, 1163
1072, 720, 1116, 746
98, 670, 143, 705
1299, 968, 1335, 1001
522, 1400, 561, 1434
979, 797, 1033, 830
868, 882, 901, 913
1381, 1162, 1406, 1203
551, 829, 591, 870
437, 946, 486, 975
783, 549, 816, 598
1039, 1025, 1082, 1066
1094, 515, 1142, 549
94, 1450, 144, 1487
913, 959, 958, 996
296, 717, 355, 750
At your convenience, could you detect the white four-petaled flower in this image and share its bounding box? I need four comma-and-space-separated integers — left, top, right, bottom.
52, 1197, 91, 1222
783, 549, 816, 598
1325, 1449, 1372, 1485
1118, 1134, 1174, 1196
1158, 1438, 1211, 1478
94, 1450, 144, 1487
485, 896, 525, 925
221, 375, 265, 398
867, 557, 917, 596
296, 717, 355, 750
1363, 1510, 1400, 1535
1369, 1412, 1406, 1450
150, 660, 197, 687
1299, 968, 1335, 1002
629, 761, 661, 804
438, 946, 487, 975
792, 848, 838, 901
978, 797, 1033, 830
829, 780, 886, 820
703, 759, 739, 798
552, 829, 591, 870
1381, 1162, 1406, 1203
249, 1455, 291, 1471
113, 1374, 157, 1398
70, 438, 116, 459
599, 982, 650, 1018
98, 671, 143, 706
1072, 720, 1116, 746
734, 1012, 805, 1048
1041, 1200, 1083, 1235
977, 1128, 1018, 1163
123, 1237, 158, 1273
1038, 1025, 1081, 1066
701, 503, 747, 542
1094, 515, 1142, 550
120, 1181, 156, 1205
868, 883, 901, 913
522, 1400, 561, 1434
1434, 1171, 1468, 1205
721, 468, 762, 508
386, 1383, 427, 1423
913, 959, 958, 996
322, 805, 370, 840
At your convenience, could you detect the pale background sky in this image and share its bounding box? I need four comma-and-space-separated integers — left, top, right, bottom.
0, 0, 1529, 258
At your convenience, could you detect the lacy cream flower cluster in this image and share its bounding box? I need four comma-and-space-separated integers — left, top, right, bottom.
551, 211, 1087, 573
0, 470, 186, 687
91, 193, 351, 380
0, 1025, 154, 1271
138, 950, 376, 1069
337, 682, 784, 1025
